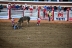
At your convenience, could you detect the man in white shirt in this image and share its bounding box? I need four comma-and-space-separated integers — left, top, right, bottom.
29, 5, 33, 12
25, 3, 28, 10
7, 3, 11, 9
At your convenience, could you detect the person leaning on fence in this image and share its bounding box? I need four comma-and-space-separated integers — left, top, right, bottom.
25, 3, 28, 10
47, 11, 52, 21
29, 5, 33, 13
0, 4, 3, 12
58, 5, 62, 11
71, 7, 72, 11
7, 3, 11, 9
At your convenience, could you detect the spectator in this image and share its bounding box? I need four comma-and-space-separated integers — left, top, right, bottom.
7, 3, 11, 9
15, 4, 20, 10
29, 5, 33, 13
47, 6, 50, 11
0, 4, 3, 9
11, 3, 16, 10
20, 5, 22, 9
43, 5, 47, 18
44, 5, 47, 10
25, 3, 28, 10
47, 11, 52, 21
50, 5, 52, 11
0, 4, 3, 12
54, 6, 57, 11
71, 7, 72, 11
64, 7, 67, 11
29, 5, 33, 16
43, 8, 46, 18
58, 5, 62, 11
23, 3, 28, 10
36, 5, 38, 11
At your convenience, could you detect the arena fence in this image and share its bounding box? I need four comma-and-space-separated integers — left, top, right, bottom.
0, 5, 72, 21
0, 1, 72, 6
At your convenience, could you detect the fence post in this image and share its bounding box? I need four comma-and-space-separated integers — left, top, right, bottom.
67, 8, 69, 21
52, 7, 54, 21
23, 6, 25, 17
38, 6, 40, 18
8, 4, 11, 19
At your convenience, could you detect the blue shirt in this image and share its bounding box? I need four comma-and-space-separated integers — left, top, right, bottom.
44, 6, 47, 10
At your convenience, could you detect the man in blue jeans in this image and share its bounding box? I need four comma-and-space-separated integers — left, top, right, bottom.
47, 11, 52, 21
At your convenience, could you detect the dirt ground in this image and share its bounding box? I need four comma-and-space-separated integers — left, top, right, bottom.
0, 19, 72, 48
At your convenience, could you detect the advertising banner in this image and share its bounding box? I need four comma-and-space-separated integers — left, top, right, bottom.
54, 11, 67, 21
69, 11, 72, 21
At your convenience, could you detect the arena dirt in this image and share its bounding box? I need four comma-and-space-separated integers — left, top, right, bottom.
0, 19, 72, 48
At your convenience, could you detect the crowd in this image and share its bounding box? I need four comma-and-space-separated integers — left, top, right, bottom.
6, 3, 72, 11
0, 3, 72, 11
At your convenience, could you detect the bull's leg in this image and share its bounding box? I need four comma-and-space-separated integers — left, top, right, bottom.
21, 20, 23, 26
27, 22, 29, 25
17, 22, 20, 29
27, 21, 29, 26
21, 23, 22, 26
18, 23, 22, 29
27, 18, 30, 26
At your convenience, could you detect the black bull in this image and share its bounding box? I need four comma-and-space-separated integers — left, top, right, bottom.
17, 16, 30, 27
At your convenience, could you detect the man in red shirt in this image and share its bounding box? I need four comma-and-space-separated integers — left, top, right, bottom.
37, 17, 41, 26
43, 8, 46, 18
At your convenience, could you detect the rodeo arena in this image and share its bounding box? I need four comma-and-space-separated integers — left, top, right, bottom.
0, 0, 72, 48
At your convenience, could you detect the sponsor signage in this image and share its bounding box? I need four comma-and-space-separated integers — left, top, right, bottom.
69, 11, 72, 21
54, 11, 67, 21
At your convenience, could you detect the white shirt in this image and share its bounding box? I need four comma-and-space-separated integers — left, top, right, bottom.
37, 18, 41, 21
71, 7, 72, 10
25, 3, 27, 7
30, 5, 33, 9
36, 6, 38, 9
7, 4, 9, 8
7, 4, 11, 8
11, 18, 14, 21
23, 5, 25, 8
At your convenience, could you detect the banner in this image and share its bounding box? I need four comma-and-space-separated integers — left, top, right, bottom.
54, 11, 67, 21
69, 11, 72, 21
